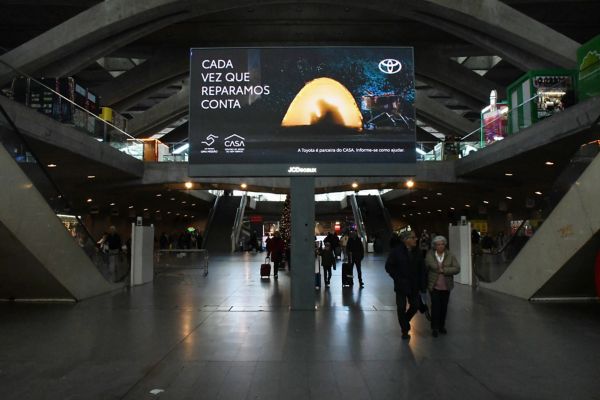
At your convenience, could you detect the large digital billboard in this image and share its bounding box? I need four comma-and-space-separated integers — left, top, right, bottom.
188, 47, 415, 177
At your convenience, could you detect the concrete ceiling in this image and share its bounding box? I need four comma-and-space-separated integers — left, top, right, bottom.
0, 0, 598, 227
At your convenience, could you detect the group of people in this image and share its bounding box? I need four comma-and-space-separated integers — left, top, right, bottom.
317, 230, 365, 288
159, 229, 203, 250
385, 230, 461, 339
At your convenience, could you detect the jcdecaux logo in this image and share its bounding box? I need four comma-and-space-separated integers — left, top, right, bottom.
288, 166, 317, 174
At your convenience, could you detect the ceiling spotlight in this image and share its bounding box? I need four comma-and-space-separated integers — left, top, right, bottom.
181, 201, 186, 204
192, 203, 196, 206
422, 196, 428, 200
411, 200, 417, 203
128, 205, 134, 209
402, 203, 407, 206
167, 211, 171, 214
351, 182, 359, 189
87, 175, 95, 179
436, 192, 442, 196
437, 209, 442, 212
156, 210, 161, 213
405, 179, 415, 189
47, 163, 57, 168
143, 208, 148, 211
170, 197, 175, 201
545, 161, 555, 166
505, 172, 513, 176
450, 207, 455, 210
506, 196, 513, 200
535, 191, 543, 195
86, 198, 93, 203
241, 183, 248, 189
156, 194, 162, 197
483, 200, 489, 204
465, 204, 471, 208
427, 211, 431, 214
184, 181, 193, 189
110, 202, 116, 206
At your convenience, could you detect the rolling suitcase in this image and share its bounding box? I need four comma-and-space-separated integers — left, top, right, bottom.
315, 254, 321, 290
342, 262, 353, 287
260, 256, 271, 279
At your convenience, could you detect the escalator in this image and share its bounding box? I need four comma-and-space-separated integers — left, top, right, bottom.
0, 99, 122, 301
476, 143, 600, 300
202, 195, 245, 254
355, 194, 393, 253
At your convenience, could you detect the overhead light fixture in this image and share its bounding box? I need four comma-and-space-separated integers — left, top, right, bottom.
401, 203, 407, 206
535, 191, 543, 195
483, 200, 489, 204
167, 211, 171, 214
128, 205, 134, 209
87, 175, 95, 179
411, 200, 417, 203
241, 183, 248, 189
427, 211, 431, 214
436, 192, 442, 196
437, 209, 442, 212
184, 181, 193, 189
110, 202, 116, 206
170, 197, 175, 201
181, 201, 186, 204
545, 161, 555, 166
192, 203, 196, 206
450, 207, 455, 210
422, 196, 428, 200
143, 208, 148, 211
156, 210, 161, 213
505, 172, 513, 176
351, 182, 358, 189
156, 194, 162, 197
47, 163, 57, 168
405, 179, 415, 189
465, 204, 471, 208
506, 196, 513, 200
86, 198, 93, 203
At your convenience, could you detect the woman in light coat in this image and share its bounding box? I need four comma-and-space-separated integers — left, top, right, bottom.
425, 235, 460, 337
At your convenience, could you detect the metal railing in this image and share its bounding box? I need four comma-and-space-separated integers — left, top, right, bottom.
155, 249, 208, 276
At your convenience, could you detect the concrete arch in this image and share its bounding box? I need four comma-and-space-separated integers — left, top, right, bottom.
0, 0, 579, 84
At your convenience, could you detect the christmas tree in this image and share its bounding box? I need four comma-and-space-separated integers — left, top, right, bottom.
280, 194, 291, 247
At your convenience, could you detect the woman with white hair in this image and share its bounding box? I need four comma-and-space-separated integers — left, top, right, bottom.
425, 235, 460, 337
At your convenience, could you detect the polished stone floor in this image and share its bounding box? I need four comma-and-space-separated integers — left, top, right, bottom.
1, 253, 599, 400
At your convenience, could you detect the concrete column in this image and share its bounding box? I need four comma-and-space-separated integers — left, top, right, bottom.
290, 176, 316, 310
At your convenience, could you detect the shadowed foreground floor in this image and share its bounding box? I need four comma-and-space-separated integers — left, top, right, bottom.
1, 253, 599, 399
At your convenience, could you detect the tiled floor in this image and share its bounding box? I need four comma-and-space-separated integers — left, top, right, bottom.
1, 253, 599, 399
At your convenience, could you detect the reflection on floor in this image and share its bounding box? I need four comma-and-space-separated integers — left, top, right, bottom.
1, 253, 599, 399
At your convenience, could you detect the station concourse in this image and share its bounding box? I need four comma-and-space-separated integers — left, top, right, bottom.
0, 1, 599, 399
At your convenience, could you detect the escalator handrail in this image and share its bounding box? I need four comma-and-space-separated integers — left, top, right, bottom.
201, 195, 221, 249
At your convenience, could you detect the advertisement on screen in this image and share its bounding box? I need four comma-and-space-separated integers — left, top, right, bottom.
188, 47, 416, 176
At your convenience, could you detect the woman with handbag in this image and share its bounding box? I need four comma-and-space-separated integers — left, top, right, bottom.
425, 235, 460, 337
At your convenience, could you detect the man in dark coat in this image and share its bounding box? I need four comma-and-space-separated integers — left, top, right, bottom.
385, 230, 427, 339
346, 230, 365, 288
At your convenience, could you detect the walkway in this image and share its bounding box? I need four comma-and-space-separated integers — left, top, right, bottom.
1, 253, 599, 399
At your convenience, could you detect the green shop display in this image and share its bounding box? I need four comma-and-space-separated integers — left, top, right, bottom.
577, 34, 600, 101
507, 69, 576, 134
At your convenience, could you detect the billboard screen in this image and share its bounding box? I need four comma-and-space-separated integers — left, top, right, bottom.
188, 47, 416, 177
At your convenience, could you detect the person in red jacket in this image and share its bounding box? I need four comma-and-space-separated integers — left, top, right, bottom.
270, 231, 286, 279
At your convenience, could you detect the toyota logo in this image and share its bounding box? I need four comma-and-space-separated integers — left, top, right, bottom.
378, 59, 402, 74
